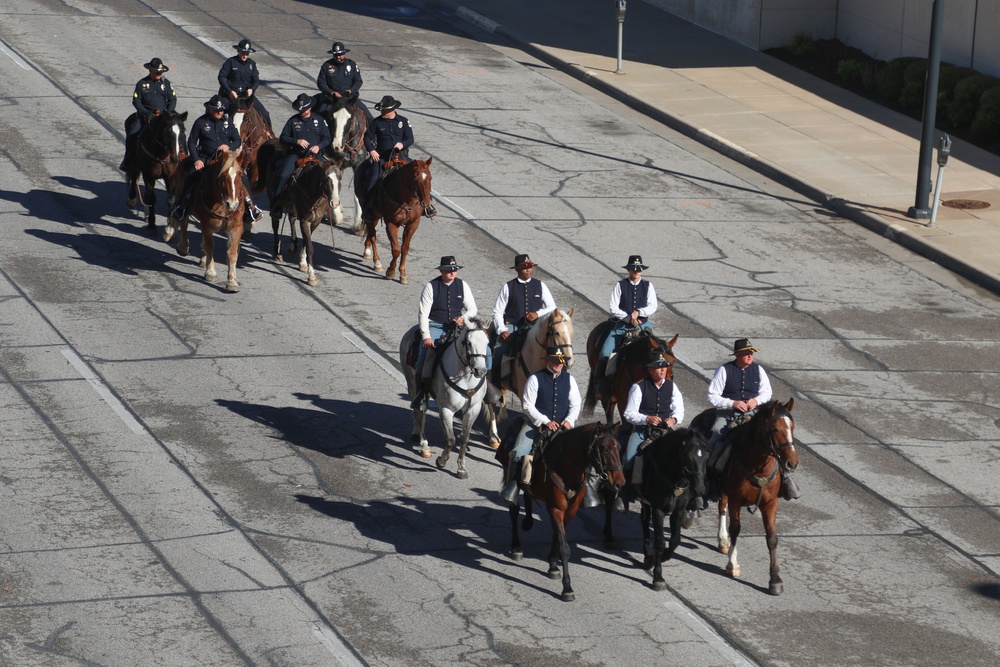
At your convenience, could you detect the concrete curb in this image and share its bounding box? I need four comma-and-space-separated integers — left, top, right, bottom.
432, 0, 1000, 295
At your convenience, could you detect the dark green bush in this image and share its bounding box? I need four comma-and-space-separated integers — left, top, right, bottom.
836, 60, 864, 87
789, 31, 816, 57
947, 74, 1000, 128
937, 65, 977, 122
876, 57, 921, 104
972, 86, 1000, 142
898, 60, 928, 110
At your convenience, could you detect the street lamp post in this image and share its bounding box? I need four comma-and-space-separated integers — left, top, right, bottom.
615, 0, 626, 74
908, 0, 946, 220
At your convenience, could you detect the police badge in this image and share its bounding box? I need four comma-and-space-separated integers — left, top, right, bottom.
398, 121, 403, 128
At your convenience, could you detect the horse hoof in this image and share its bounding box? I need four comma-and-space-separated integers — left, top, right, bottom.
226, 281, 240, 293
726, 565, 741, 578
127, 198, 137, 209
299, 264, 309, 273
642, 557, 654, 570
718, 544, 730, 555
399, 275, 408, 285
560, 591, 575, 602
769, 582, 783, 596
547, 569, 560, 581
177, 245, 189, 257
363, 247, 373, 259
522, 517, 534, 531
652, 580, 667, 592
510, 550, 523, 561
457, 469, 468, 480
307, 276, 318, 287
489, 439, 501, 449
386, 270, 396, 281
435, 455, 448, 469
374, 264, 384, 274
420, 448, 433, 459
163, 229, 174, 243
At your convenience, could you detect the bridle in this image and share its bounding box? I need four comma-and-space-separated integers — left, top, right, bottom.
197, 153, 243, 221
735, 410, 796, 489
536, 312, 573, 361
139, 114, 185, 167
378, 158, 434, 218
441, 325, 488, 402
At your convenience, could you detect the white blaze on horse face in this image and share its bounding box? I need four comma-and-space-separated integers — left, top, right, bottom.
778, 415, 795, 450
225, 163, 240, 208
170, 123, 182, 157
331, 107, 350, 150
232, 111, 245, 133
327, 170, 341, 209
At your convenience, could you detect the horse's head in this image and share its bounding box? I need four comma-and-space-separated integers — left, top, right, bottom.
758, 398, 798, 474
680, 429, 709, 500
147, 111, 188, 163
646, 333, 678, 380
410, 157, 436, 218
544, 308, 575, 369
459, 318, 490, 378
211, 148, 244, 212
327, 93, 362, 156
592, 423, 626, 494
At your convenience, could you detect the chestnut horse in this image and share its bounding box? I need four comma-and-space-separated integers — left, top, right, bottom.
354, 156, 435, 284
691, 399, 799, 595
584, 324, 678, 426
164, 148, 246, 292
231, 95, 275, 198
124, 110, 188, 235
322, 93, 367, 229
507, 422, 625, 601
482, 308, 575, 447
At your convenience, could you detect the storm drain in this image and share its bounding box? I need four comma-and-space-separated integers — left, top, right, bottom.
941, 199, 991, 210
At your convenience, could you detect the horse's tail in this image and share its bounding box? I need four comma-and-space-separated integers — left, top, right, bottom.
583, 366, 599, 415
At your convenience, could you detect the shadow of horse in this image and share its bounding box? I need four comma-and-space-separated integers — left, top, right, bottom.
2, 182, 123, 230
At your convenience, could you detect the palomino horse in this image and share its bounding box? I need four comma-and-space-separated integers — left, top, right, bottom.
322, 93, 367, 229
164, 148, 246, 292
230, 95, 275, 198
482, 308, 575, 448
399, 319, 490, 479
124, 110, 188, 235
691, 399, 799, 595
506, 422, 625, 601
584, 324, 678, 426
354, 156, 435, 284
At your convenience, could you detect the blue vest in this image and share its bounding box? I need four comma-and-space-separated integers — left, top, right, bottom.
721, 361, 762, 401
504, 278, 545, 325
534, 368, 571, 423
638, 378, 674, 420
618, 278, 650, 323
428, 277, 464, 324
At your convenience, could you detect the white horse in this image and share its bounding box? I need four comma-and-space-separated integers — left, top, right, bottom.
399, 318, 490, 478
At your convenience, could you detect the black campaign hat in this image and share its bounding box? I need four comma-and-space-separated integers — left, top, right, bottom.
511, 253, 537, 270
623, 254, 648, 271
292, 93, 314, 112
328, 41, 349, 55
732, 338, 760, 355
437, 256, 462, 271
143, 57, 169, 73
204, 95, 228, 111
374, 95, 401, 112
646, 350, 672, 368
543, 346, 567, 363
234, 38, 256, 53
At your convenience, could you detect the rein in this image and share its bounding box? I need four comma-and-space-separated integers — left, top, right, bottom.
731, 410, 795, 507
196, 158, 242, 221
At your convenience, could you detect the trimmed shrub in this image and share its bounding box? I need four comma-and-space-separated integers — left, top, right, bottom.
898, 60, 928, 111
789, 31, 816, 57
836, 60, 864, 87
876, 57, 922, 104
947, 74, 1000, 128
972, 86, 1000, 142
937, 65, 977, 123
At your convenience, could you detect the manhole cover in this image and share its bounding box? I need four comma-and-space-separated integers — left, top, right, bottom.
941, 199, 991, 210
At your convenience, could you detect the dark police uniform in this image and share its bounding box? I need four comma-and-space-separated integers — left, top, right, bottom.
273, 112, 333, 201
360, 113, 414, 204
218, 55, 271, 127
176, 111, 243, 210
316, 58, 371, 120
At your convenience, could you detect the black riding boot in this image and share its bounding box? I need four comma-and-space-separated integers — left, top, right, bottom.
499, 459, 521, 506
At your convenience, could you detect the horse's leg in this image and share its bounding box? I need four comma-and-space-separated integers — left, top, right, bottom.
144, 177, 157, 235
384, 220, 401, 282
225, 225, 241, 292
454, 401, 481, 481
271, 210, 283, 261
435, 404, 457, 472
411, 400, 431, 459
127, 174, 139, 209
762, 499, 783, 595
396, 216, 420, 285
366, 222, 383, 272
509, 504, 523, 560
641, 504, 654, 569
725, 503, 743, 578
603, 499, 615, 548
717, 496, 731, 554
665, 509, 684, 562
201, 227, 216, 279
483, 388, 504, 448
651, 507, 667, 591
548, 510, 575, 602
300, 220, 317, 285
177, 215, 190, 257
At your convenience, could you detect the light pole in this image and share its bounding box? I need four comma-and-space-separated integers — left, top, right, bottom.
908, 0, 946, 220
615, 0, 626, 74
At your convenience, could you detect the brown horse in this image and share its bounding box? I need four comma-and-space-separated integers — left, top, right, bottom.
231, 96, 275, 197
164, 148, 246, 292
507, 422, 625, 601
584, 324, 678, 426
322, 93, 367, 229
482, 308, 575, 447
691, 399, 799, 595
124, 110, 188, 235
355, 156, 435, 284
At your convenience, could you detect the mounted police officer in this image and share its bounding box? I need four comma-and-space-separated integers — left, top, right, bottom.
171, 95, 261, 224
620, 349, 684, 510
121, 57, 177, 171
413, 256, 479, 407
315, 41, 372, 122
499, 346, 581, 506
218, 38, 272, 128
359, 95, 416, 222
270, 94, 332, 215
490, 253, 556, 385
597, 254, 658, 382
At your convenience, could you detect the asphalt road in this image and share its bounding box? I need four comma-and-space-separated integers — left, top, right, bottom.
1, 1, 999, 666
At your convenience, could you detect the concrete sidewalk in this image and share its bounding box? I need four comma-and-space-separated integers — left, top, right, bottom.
430, 0, 1000, 294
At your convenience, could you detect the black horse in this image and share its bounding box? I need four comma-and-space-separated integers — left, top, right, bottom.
124, 109, 188, 234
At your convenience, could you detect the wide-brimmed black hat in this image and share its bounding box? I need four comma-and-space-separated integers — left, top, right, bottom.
143, 57, 169, 73
374, 95, 401, 112
646, 350, 672, 368
733, 338, 760, 356
623, 254, 648, 271
204, 95, 228, 111
543, 346, 567, 363
292, 93, 314, 112
437, 256, 462, 271
234, 38, 256, 53
511, 253, 537, 270
328, 41, 349, 55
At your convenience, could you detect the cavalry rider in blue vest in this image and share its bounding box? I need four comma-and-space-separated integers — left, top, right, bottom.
622, 349, 684, 477
490, 253, 556, 385
597, 254, 658, 380
359, 95, 429, 223
270, 94, 332, 215
171, 95, 262, 225
121, 57, 177, 171
704, 338, 798, 500
315, 41, 372, 123
218, 38, 272, 128
499, 346, 582, 506
413, 256, 479, 406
